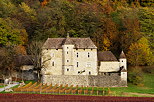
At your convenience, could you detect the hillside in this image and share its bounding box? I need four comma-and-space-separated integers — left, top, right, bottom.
0, 0, 154, 81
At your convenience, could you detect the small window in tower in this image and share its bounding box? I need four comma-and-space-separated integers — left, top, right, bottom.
47, 49, 48, 50
67, 69, 69, 71
88, 52, 90, 57
78, 71, 80, 74
67, 47, 69, 49
77, 62, 79, 67
67, 60, 69, 62
122, 60, 123, 62
56, 49, 58, 50
77, 53, 78, 57
91, 49, 92, 51
67, 51, 68, 54
87, 62, 91, 67
89, 71, 91, 75
52, 62, 54, 66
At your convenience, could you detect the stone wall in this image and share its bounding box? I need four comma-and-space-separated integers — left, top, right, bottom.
42, 74, 127, 87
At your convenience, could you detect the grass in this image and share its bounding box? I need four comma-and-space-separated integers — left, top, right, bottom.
0, 86, 4, 88
110, 73, 154, 96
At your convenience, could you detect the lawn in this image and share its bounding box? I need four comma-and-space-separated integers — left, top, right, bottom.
0, 85, 4, 88
110, 73, 154, 96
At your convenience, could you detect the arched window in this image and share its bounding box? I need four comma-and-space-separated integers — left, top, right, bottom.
77, 53, 78, 57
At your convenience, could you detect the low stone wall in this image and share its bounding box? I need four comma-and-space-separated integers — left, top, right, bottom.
42, 74, 127, 87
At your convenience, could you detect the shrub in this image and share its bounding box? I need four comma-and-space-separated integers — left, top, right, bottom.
128, 68, 144, 86
142, 66, 154, 74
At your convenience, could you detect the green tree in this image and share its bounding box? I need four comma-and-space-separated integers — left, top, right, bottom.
138, 8, 154, 52
0, 18, 26, 46
0, 0, 17, 18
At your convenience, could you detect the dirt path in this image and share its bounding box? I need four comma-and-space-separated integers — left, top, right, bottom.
126, 92, 154, 97
0, 82, 19, 92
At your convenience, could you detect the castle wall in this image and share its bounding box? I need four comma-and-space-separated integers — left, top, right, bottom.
73, 49, 98, 75
42, 49, 63, 75
42, 74, 127, 87
99, 62, 120, 72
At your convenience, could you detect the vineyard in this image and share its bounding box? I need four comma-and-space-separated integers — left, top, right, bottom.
13, 82, 110, 95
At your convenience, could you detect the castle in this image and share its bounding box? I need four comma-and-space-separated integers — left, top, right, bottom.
41, 36, 127, 87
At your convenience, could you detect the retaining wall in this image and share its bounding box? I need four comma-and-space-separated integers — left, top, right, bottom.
42, 74, 127, 87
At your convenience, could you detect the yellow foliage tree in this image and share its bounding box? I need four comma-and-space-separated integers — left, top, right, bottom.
127, 37, 153, 66
102, 35, 111, 51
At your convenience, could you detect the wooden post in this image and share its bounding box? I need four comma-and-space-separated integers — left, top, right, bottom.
102, 88, 104, 96
97, 87, 98, 95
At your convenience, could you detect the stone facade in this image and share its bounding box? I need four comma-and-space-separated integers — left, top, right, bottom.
42, 74, 127, 87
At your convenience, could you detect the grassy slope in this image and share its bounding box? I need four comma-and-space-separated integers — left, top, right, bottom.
110, 73, 154, 96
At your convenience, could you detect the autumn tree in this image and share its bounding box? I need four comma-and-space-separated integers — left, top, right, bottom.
0, 18, 28, 46
127, 37, 153, 66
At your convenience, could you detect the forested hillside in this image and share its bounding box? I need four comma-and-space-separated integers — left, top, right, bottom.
0, 0, 154, 74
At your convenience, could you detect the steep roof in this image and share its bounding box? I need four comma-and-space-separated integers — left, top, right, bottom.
120, 50, 126, 59
97, 51, 118, 61
43, 38, 97, 49
14, 55, 33, 67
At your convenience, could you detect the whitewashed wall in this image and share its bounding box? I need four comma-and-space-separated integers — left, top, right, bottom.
42, 49, 63, 75
73, 49, 98, 75
99, 62, 120, 72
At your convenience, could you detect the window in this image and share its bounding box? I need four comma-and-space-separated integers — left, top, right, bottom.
89, 71, 91, 75
87, 62, 91, 67
88, 52, 90, 57
47, 49, 48, 50
122, 60, 123, 62
77, 53, 78, 57
67, 47, 69, 49
78, 71, 80, 74
56, 49, 58, 50
67, 69, 69, 71
67, 60, 69, 62
77, 62, 79, 67
51, 53, 54, 57
52, 62, 54, 66
67, 51, 68, 54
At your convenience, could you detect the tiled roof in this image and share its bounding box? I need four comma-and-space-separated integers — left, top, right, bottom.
120, 50, 126, 58
15, 55, 33, 67
121, 68, 127, 72
42, 38, 97, 49
97, 51, 118, 61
